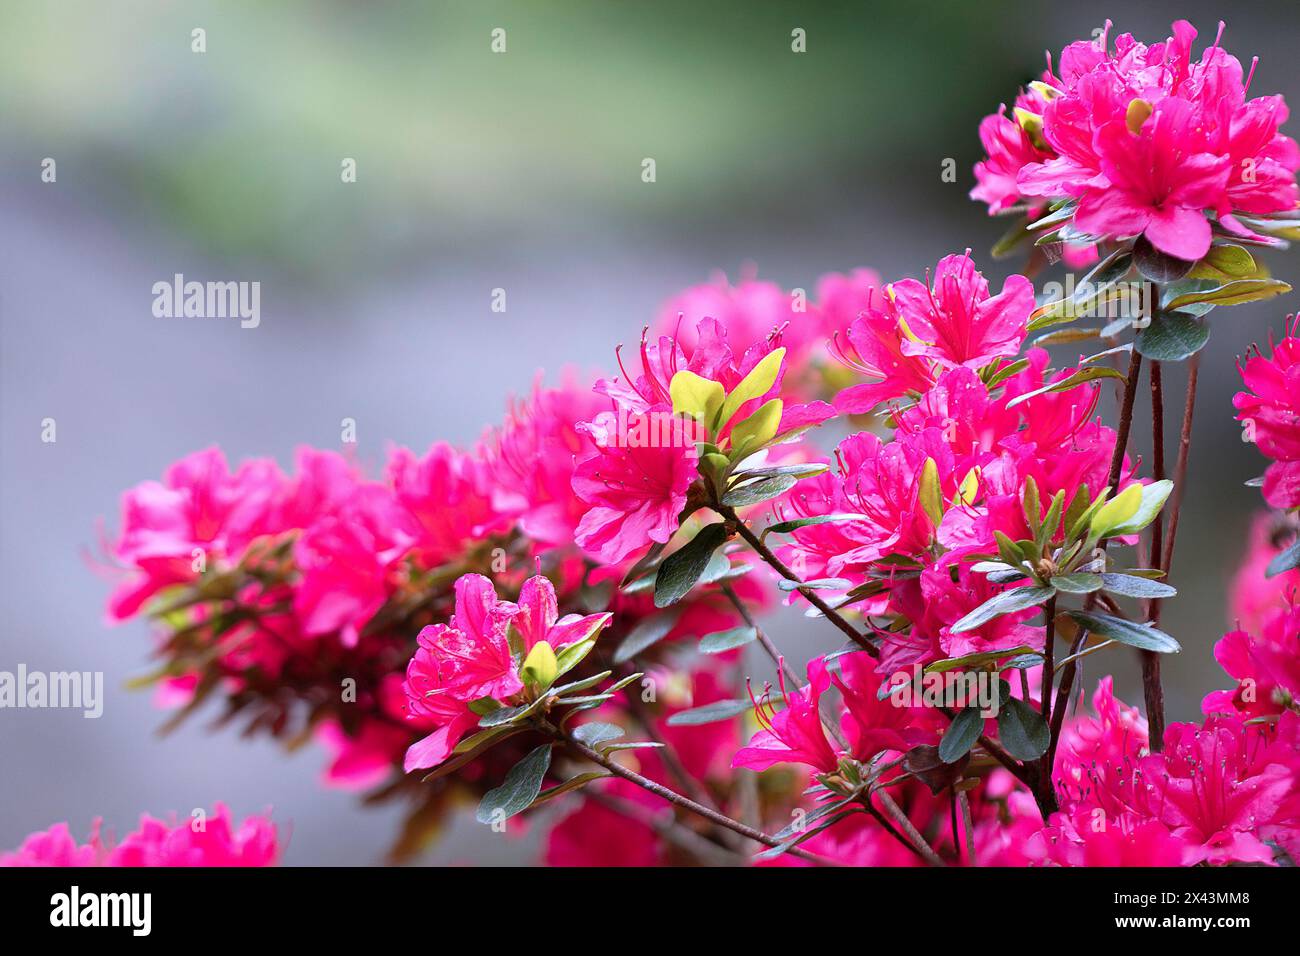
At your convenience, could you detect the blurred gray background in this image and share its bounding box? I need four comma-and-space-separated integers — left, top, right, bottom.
1, 0, 1295, 864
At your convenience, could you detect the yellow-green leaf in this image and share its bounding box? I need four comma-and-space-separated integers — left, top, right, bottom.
1090, 484, 1142, 538
728, 399, 783, 455
717, 348, 785, 429
669, 371, 724, 431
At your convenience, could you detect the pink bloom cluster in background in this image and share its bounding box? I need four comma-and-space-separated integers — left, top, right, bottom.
973, 20, 1300, 260
1236, 315, 1300, 508
2, 805, 280, 867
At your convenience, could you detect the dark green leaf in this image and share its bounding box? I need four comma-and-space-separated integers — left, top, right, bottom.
1135, 311, 1210, 362
654, 523, 729, 608
571, 722, 624, 748
939, 707, 984, 763
950, 585, 1056, 634
1052, 572, 1103, 594
1134, 236, 1195, 283
1065, 610, 1181, 653
759, 513, 860, 541
612, 608, 682, 665
997, 697, 1049, 760
722, 475, 798, 507
475, 743, 553, 824
666, 697, 772, 726
698, 626, 758, 654
1266, 539, 1300, 578
1101, 573, 1176, 599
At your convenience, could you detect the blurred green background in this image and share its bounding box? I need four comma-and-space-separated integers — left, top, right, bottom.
1, 0, 1295, 863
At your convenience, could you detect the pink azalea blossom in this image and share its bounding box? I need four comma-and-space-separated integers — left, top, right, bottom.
1235, 316, 1300, 508
401, 573, 522, 772
2, 805, 279, 867
733, 658, 840, 774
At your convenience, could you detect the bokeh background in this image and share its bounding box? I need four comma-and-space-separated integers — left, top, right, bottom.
1, 0, 1295, 864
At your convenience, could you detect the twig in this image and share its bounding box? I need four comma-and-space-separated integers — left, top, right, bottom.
543, 721, 838, 865
719, 505, 877, 655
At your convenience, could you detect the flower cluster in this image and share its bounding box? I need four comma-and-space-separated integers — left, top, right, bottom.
2, 805, 279, 867
84, 16, 1300, 868
974, 20, 1300, 261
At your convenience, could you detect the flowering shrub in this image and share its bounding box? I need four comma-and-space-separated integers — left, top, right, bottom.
14, 17, 1296, 868
2, 805, 279, 867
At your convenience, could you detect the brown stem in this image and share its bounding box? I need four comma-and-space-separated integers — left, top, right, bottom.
1159, 353, 1200, 576
720, 505, 877, 656
544, 722, 838, 865
720, 582, 944, 865
1106, 348, 1144, 492
1141, 359, 1168, 750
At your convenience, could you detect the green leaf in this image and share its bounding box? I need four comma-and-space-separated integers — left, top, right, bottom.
717, 348, 786, 428
728, 399, 783, 454
1089, 483, 1143, 538
1051, 572, 1103, 594
698, 626, 758, 654
612, 608, 682, 665
554, 637, 598, 678
1005, 366, 1124, 408
722, 474, 797, 507
1106, 479, 1174, 536
1266, 539, 1300, 578
733, 462, 829, 481
1188, 243, 1259, 281
939, 707, 984, 763
1135, 311, 1210, 362
665, 697, 770, 726
530, 771, 613, 807
653, 523, 729, 609
997, 697, 1049, 760
1101, 573, 1176, 599
919, 457, 944, 527
1133, 236, 1194, 283
1064, 610, 1181, 653
950, 585, 1056, 634
777, 577, 851, 591
421, 726, 525, 783
1164, 277, 1291, 310
924, 644, 1036, 673
475, 743, 553, 824
760, 513, 860, 541
550, 671, 613, 697
571, 722, 624, 748
669, 370, 725, 430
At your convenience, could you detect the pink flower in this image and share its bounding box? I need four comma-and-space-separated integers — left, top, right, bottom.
571, 406, 699, 564
1031, 809, 1198, 866
831, 290, 938, 412
513, 573, 611, 653
107, 447, 283, 620
401, 574, 520, 772
978, 20, 1300, 259
972, 100, 1055, 214
733, 658, 840, 774
0, 822, 103, 866
485, 379, 604, 551
1228, 513, 1300, 634
293, 484, 414, 646
1142, 718, 1292, 865
104, 804, 280, 867
889, 253, 1034, 371
1203, 603, 1300, 720
2, 806, 280, 867
388, 442, 504, 567
832, 651, 933, 761
1235, 317, 1300, 508
1073, 98, 1230, 260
